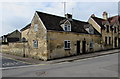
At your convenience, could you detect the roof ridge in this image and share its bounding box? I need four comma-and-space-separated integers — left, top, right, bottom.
36, 11, 88, 23
36, 11, 65, 19
92, 16, 105, 21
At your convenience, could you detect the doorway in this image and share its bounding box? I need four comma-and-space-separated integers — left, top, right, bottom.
77, 41, 80, 54
82, 40, 86, 53
118, 38, 120, 48
114, 37, 117, 47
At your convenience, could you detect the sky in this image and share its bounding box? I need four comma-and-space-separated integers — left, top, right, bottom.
0, 1, 119, 36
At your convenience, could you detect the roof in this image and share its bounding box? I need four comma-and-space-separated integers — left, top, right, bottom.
20, 23, 31, 31
108, 15, 120, 25
91, 17, 106, 28
36, 11, 100, 35
91, 15, 120, 28
2, 30, 20, 38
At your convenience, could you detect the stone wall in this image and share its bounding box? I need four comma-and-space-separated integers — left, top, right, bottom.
1, 42, 28, 57
47, 30, 102, 60
26, 12, 48, 60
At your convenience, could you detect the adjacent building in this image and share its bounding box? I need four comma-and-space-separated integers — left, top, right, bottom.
0, 30, 21, 44
88, 11, 120, 49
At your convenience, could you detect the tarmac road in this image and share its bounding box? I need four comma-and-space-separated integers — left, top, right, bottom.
1, 56, 31, 68
2, 53, 119, 77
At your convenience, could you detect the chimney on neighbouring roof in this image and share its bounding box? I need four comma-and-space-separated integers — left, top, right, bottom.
91, 14, 95, 17
65, 13, 72, 21
103, 11, 108, 20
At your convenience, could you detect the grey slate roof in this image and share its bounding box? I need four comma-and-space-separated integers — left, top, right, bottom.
36, 11, 100, 35
20, 23, 31, 31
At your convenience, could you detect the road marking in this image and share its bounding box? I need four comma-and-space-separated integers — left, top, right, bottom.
3, 56, 32, 65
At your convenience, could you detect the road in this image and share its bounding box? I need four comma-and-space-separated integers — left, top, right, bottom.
2, 53, 119, 77
2, 57, 30, 68
0, 53, 31, 68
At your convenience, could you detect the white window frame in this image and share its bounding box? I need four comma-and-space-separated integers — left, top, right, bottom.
64, 20, 71, 31
33, 40, 38, 48
34, 24, 38, 32
64, 40, 71, 49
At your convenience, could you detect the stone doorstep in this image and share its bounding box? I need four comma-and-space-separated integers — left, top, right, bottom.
2, 49, 120, 65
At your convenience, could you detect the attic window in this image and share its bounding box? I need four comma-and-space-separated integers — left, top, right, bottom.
64, 24, 71, 31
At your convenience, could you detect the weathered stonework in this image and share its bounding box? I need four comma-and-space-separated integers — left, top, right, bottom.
26, 13, 48, 60
47, 30, 101, 60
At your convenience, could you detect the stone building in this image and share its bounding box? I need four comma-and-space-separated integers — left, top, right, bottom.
21, 11, 102, 60
20, 23, 31, 41
88, 11, 120, 49
0, 30, 21, 44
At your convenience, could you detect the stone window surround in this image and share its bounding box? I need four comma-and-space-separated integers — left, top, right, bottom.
64, 40, 71, 50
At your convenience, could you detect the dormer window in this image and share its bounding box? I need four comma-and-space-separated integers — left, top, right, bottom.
60, 20, 71, 31
64, 24, 71, 31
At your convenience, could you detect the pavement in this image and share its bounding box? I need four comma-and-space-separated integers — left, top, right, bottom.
1, 49, 120, 67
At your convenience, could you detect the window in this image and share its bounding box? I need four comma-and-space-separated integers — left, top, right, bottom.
64, 24, 71, 31
64, 40, 71, 49
109, 37, 111, 45
33, 40, 38, 48
105, 37, 107, 45
34, 24, 38, 32
90, 41, 94, 49
106, 25, 109, 33
114, 27, 117, 33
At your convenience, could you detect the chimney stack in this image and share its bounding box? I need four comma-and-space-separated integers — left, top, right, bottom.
91, 14, 95, 17
103, 11, 108, 20
65, 13, 72, 21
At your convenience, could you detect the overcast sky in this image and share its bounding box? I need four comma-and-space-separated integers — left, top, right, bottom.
0, 1, 118, 36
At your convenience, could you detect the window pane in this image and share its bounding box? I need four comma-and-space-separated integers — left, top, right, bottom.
68, 42, 70, 48
34, 40, 38, 48
64, 26, 67, 31
34, 24, 38, 32
64, 41, 67, 48
67, 26, 70, 31
64, 41, 70, 49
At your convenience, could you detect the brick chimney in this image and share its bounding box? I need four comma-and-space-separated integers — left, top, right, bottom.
103, 11, 108, 20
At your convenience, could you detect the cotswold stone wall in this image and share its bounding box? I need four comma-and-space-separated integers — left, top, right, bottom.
47, 30, 102, 60
1, 42, 28, 57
